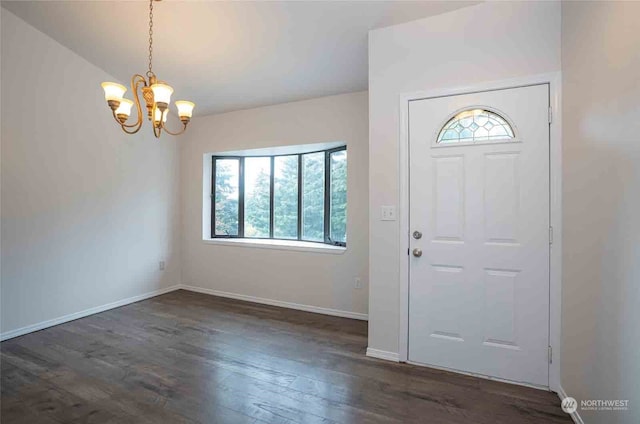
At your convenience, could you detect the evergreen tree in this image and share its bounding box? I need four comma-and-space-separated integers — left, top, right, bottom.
330, 151, 347, 243
302, 153, 325, 241
214, 160, 239, 236
274, 156, 299, 238
245, 168, 271, 237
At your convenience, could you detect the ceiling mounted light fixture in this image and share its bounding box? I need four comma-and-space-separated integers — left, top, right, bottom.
100, 0, 194, 138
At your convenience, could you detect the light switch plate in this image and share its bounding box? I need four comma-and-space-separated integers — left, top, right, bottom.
381, 205, 396, 221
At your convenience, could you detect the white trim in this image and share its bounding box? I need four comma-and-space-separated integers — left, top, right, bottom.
548, 72, 563, 393
366, 348, 400, 362
180, 284, 368, 321
398, 86, 411, 363
557, 385, 585, 424
202, 238, 346, 255
397, 72, 562, 392
0, 285, 181, 342
210, 141, 346, 157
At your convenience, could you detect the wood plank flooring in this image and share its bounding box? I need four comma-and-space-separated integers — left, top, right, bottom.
1, 290, 571, 423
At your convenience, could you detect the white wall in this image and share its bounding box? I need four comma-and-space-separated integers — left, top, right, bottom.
562, 2, 640, 423
368, 2, 561, 354
1, 11, 181, 335
180, 91, 369, 316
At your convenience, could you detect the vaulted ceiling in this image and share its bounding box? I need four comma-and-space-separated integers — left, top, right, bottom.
3, 1, 477, 115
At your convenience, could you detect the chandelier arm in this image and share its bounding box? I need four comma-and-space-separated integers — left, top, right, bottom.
159, 109, 188, 136
111, 110, 143, 134
150, 102, 162, 139
121, 124, 143, 135
160, 123, 187, 136
111, 75, 146, 130
116, 74, 147, 129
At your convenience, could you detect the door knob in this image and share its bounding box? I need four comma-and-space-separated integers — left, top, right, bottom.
412, 248, 422, 258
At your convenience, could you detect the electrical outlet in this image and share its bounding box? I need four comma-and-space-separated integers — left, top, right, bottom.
381, 205, 396, 221
159, 261, 165, 271
354, 277, 363, 289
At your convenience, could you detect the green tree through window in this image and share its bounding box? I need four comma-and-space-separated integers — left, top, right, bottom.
274, 156, 299, 239
330, 150, 347, 244
214, 159, 239, 236
244, 157, 271, 238
302, 152, 325, 241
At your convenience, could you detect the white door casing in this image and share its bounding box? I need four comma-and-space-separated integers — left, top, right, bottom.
407, 84, 550, 387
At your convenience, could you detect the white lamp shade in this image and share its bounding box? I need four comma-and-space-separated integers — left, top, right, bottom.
115, 98, 133, 117
154, 107, 168, 123
175, 101, 195, 118
150, 83, 174, 105
101, 82, 127, 102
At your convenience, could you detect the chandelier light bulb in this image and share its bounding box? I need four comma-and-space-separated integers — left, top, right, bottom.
115, 98, 134, 122
154, 107, 168, 123
101, 82, 127, 102
150, 83, 174, 108
175, 101, 195, 119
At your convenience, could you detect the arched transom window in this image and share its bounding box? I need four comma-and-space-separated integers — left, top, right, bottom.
437, 108, 515, 144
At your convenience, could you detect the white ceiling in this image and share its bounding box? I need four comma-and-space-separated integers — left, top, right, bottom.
2, 1, 477, 116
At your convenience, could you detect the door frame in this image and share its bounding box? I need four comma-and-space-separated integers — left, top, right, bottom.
398, 73, 562, 392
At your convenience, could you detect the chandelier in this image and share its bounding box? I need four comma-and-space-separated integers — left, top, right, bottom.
100, 0, 194, 138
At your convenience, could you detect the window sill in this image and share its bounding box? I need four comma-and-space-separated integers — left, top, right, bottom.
202, 238, 347, 255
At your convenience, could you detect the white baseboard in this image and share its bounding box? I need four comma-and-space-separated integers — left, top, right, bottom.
366, 347, 400, 362
557, 385, 585, 424
0, 285, 181, 342
179, 284, 368, 321
1, 284, 368, 342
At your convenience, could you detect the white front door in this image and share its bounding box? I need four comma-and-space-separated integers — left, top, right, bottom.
408, 84, 550, 387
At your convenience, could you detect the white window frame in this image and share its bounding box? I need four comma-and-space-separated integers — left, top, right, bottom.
202, 142, 348, 254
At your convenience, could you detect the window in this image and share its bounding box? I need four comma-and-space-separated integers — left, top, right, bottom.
212, 146, 347, 246
437, 108, 515, 144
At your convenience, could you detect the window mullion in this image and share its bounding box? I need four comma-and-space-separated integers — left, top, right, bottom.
211, 157, 216, 239
239, 157, 245, 238
269, 156, 275, 239
297, 154, 302, 241
324, 150, 330, 244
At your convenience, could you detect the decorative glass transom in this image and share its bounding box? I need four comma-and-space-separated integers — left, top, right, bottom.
437, 108, 515, 144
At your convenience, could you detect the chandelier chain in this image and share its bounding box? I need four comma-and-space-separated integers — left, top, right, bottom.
147, 0, 154, 77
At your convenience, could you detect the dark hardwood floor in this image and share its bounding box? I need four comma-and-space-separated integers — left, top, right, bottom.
1, 290, 571, 423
